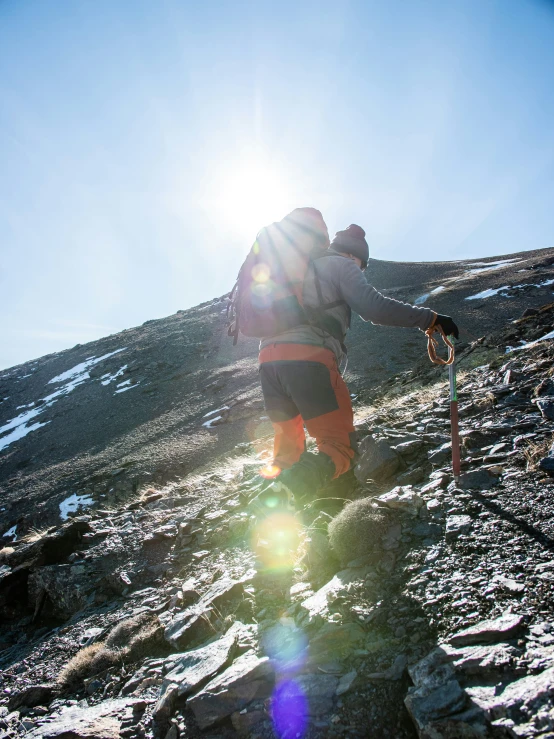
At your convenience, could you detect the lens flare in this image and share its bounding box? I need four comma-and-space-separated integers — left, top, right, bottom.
252, 262, 271, 282
252, 513, 301, 571
262, 619, 308, 673
259, 464, 281, 479
271, 679, 308, 739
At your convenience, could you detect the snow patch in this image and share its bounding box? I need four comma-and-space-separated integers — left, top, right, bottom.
202, 416, 223, 428
101, 365, 128, 386
465, 259, 521, 275
0, 348, 126, 453
506, 330, 554, 353
59, 493, 94, 520
0, 420, 51, 451
203, 406, 230, 418
114, 380, 139, 394
48, 349, 126, 385
466, 278, 554, 301
414, 285, 446, 305
2, 525, 17, 541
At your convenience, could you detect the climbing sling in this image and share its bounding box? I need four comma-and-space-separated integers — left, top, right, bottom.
425, 323, 461, 484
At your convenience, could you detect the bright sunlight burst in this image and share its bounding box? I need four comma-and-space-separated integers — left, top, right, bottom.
202, 149, 295, 238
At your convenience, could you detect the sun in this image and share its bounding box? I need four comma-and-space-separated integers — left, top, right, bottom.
204, 150, 295, 237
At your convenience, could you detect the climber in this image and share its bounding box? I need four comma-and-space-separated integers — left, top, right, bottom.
234, 208, 459, 510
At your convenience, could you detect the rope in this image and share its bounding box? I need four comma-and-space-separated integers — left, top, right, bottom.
425, 323, 455, 365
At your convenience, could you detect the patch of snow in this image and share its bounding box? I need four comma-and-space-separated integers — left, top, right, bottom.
506, 330, 554, 353
414, 285, 447, 305
16, 402, 35, 410
17, 373, 34, 379
202, 415, 223, 428
101, 365, 128, 386
466, 286, 510, 300
0, 348, 127, 453
0, 420, 50, 451
48, 348, 126, 385
59, 493, 94, 520
114, 380, 139, 394
0, 406, 44, 436
466, 277, 554, 301
202, 406, 230, 418
465, 259, 521, 275
3, 525, 17, 540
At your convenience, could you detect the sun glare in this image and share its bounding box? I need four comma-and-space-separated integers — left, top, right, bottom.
205, 151, 294, 237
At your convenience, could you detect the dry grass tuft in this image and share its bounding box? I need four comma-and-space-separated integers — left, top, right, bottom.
58, 613, 165, 688
57, 643, 123, 688
523, 435, 553, 472
328, 498, 391, 565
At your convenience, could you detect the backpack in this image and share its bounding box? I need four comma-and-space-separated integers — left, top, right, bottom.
227, 207, 348, 345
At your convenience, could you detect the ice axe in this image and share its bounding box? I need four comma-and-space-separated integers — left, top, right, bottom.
425, 326, 461, 485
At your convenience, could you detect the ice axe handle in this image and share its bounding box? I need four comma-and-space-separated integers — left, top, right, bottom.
448, 337, 461, 482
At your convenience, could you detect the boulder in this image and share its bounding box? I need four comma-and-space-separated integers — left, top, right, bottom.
164, 576, 248, 649
458, 469, 498, 490
162, 630, 237, 696
377, 486, 424, 516
187, 652, 274, 729
445, 515, 472, 542
449, 612, 525, 647
354, 436, 402, 484
536, 397, 554, 421
26, 699, 142, 739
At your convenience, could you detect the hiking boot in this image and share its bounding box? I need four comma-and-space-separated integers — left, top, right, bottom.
249, 480, 295, 515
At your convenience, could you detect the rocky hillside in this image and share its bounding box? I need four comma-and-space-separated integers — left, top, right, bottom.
1, 247, 553, 536
0, 250, 553, 738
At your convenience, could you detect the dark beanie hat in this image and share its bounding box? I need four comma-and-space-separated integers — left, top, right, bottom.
331, 224, 369, 269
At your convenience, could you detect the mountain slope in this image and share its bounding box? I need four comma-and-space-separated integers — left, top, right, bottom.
0, 246, 553, 533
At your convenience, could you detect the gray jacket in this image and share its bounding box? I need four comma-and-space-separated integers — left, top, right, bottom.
260, 251, 436, 362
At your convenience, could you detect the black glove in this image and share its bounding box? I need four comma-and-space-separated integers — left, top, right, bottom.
434, 314, 459, 340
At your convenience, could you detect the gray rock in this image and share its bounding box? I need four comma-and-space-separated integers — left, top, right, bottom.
428, 443, 452, 465
152, 684, 178, 738
381, 522, 402, 550
295, 674, 339, 715
405, 679, 467, 733
354, 435, 402, 484
28, 563, 98, 619
162, 630, 237, 696
164, 576, 247, 649
536, 397, 554, 421
377, 486, 424, 516
445, 515, 472, 542
309, 622, 366, 662
449, 612, 524, 647
26, 699, 140, 739
336, 669, 358, 696
187, 652, 274, 729
468, 666, 554, 737
368, 654, 408, 681
7, 684, 54, 711
539, 456, 554, 474
443, 642, 520, 676
300, 531, 336, 572
299, 566, 372, 622
458, 469, 498, 490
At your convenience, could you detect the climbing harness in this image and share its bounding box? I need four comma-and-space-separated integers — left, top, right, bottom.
425, 324, 461, 485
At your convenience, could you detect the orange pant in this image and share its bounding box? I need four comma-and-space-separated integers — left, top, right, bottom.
259, 344, 356, 478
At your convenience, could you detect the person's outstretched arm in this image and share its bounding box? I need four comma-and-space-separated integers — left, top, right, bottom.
335, 258, 437, 331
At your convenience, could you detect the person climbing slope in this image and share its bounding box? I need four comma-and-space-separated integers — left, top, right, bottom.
228, 207, 459, 509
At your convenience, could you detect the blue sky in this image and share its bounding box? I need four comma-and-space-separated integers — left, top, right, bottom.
1, 0, 554, 369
